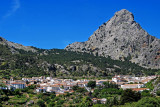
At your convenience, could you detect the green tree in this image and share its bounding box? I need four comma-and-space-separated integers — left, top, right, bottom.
112, 96, 119, 105
156, 90, 160, 96
92, 89, 100, 97
141, 90, 151, 97
50, 93, 56, 99
37, 100, 45, 107
87, 81, 96, 89
57, 100, 65, 105
72, 85, 79, 91
48, 102, 55, 107
93, 104, 105, 107
136, 97, 160, 107
79, 96, 92, 107
14, 89, 21, 95
120, 89, 141, 104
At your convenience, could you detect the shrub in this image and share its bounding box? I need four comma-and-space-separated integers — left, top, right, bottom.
87, 81, 96, 89
136, 97, 160, 107
120, 89, 141, 104
156, 90, 160, 96
37, 100, 45, 107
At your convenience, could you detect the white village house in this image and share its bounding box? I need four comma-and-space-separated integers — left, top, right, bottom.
121, 84, 144, 90
11, 82, 26, 89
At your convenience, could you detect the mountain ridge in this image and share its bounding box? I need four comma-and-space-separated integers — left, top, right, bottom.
0, 9, 159, 79
0, 36, 36, 53
0, 35, 158, 79
65, 9, 160, 69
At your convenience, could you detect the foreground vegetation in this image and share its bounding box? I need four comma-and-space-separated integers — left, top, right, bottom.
1, 81, 160, 107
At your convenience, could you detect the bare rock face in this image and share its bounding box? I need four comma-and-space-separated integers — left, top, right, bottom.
65, 9, 160, 69
0, 36, 36, 53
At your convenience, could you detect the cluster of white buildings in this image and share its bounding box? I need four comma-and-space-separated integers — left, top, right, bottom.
0, 75, 156, 94
0, 79, 26, 90
0, 75, 157, 105
22, 77, 91, 95
112, 75, 156, 92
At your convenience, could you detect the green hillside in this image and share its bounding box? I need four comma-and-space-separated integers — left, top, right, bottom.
0, 44, 159, 79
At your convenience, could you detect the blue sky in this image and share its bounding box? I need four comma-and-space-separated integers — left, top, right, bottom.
0, 0, 160, 49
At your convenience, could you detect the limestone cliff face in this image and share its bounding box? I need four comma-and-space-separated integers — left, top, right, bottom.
65, 9, 160, 69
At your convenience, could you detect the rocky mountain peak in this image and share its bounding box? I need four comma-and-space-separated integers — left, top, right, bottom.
113, 9, 134, 23
104, 9, 135, 30
65, 9, 160, 69
115, 9, 134, 18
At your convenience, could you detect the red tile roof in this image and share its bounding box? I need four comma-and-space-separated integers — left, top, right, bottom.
132, 88, 149, 91
11, 82, 26, 84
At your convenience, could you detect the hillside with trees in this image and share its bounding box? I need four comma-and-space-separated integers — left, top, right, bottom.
0, 43, 159, 79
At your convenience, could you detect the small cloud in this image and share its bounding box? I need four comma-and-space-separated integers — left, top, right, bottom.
3, 0, 20, 18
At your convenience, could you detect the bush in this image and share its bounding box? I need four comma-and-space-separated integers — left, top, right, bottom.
87, 81, 96, 89
156, 90, 160, 96
57, 100, 65, 105
37, 100, 45, 107
72, 85, 79, 91
48, 102, 55, 107
141, 90, 151, 97
8, 96, 28, 104
120, 89, 141, 104
93, 104, 105, 107
136, 97, 160, 107
50, 93, 56, 99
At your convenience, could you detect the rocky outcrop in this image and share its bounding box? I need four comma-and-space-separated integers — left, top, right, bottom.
0, 36, 36, 53
151, 78, 160, 95
65, 9, 160, 69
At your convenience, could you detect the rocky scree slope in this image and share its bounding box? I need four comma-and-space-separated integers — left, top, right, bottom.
65, 9, 160, 69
